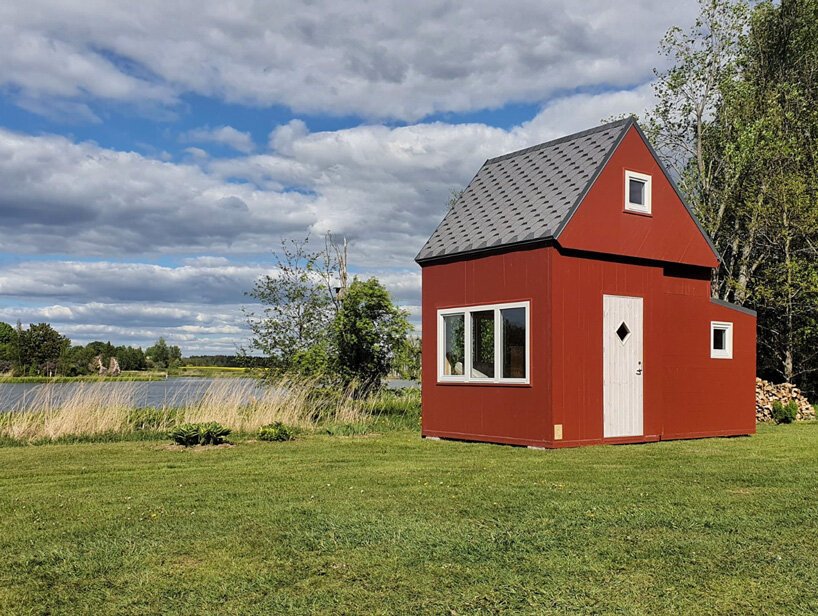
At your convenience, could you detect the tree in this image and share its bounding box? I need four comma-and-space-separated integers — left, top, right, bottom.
735, 0, 818, 385
393, 335, 422, 380
146, 338, 180, 370
0, 322, 17, 373
244, 235, 342, 373
448, 188, 464, 209
647, 0, 818, 393
168, 343, 183, 369
245, 235, 412, 388
17, 323, 70, 376
331, 278, 411, 392
116, 346, 147, 371
645, 0, 749, 278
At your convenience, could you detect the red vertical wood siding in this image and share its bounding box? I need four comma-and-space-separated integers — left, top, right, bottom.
548, 248, 755, 447
558, 125, 719, 269
421, 246, 552, 447
420, 244, 756, 447
549, 249, 663, 445
661, 278, 757, 439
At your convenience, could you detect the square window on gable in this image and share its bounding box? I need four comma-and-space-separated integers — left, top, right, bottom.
625, 170, 652, 214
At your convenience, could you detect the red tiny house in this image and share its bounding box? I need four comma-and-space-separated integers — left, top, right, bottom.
417, 118, 756, 448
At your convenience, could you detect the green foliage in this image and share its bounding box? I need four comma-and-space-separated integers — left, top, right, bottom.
331, 277, 412, 392
146, 337, 182, 370
365, 387, 421, 416
0, 321, 17, 373
245, 236, 413, 389
647, 0, 818, 397
393, 336, 421, 380
184, 355, 269, 368
116, 345, 148, 371
198, 422, 231, 445
289, 339, 333, 377
771, 400, 798, 424
17, 323, 70, 376
257, 422, 295, 442
169, 424, 201, 447
169, 422, 231, 447
244, 236, 336, 374
0, 321, 151, 378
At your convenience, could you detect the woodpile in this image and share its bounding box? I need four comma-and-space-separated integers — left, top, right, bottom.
756, 378, 815, 422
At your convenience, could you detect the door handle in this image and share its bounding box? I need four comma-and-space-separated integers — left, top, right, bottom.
636, 361, 643, 376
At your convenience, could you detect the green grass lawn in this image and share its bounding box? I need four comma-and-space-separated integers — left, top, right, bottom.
1, 424, 816, 615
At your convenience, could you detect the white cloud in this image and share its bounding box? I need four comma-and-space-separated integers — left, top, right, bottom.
0, 259, 422, 353
0, 84, 656, 268
0, 260, 267, 304
184, 146, 209, 159
0, 74, 659, 352
0, 301, 250, 353
0, 128, 314, 256
0, 0, 695, 120
183, 126, 255, 153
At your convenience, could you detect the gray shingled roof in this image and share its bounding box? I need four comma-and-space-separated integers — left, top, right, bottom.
415, 118, 632, 263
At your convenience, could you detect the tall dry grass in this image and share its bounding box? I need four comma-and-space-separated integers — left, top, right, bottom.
180, 376, 370, 430
0, 376, 398, 443
0, 382, 137, 441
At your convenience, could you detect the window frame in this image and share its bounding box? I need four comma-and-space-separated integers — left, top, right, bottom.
710, 321, 734, 359
437, 301, 530, 384
625, 170, 652, 215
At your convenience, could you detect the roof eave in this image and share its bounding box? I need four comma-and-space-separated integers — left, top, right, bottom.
710, 297, 757, 317
415, 236, 554, 265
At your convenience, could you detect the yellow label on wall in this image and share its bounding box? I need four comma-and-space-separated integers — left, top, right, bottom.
554, 424, 563, 440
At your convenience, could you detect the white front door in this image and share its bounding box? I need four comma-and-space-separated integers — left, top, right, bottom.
603, 295, 644, 438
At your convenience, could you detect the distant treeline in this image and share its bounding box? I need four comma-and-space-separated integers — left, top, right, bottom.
0, 321, 182, 377
183, 355, 270, 368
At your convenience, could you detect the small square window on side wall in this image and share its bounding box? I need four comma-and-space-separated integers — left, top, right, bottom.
625, 170, 652, 214
710, 321, 733, 359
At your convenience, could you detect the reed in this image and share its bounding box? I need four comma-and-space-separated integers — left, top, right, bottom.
0, 382, 137, 441
0, 376, 418, 443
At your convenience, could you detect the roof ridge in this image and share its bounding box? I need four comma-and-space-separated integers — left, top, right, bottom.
485, 117, 633, 165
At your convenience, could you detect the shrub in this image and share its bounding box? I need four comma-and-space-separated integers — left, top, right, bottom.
170, 424, 201, 446
198, 422, 231, 445
257, 422, 294, 442
771, 400, 798, 424
170, 422, 231, 446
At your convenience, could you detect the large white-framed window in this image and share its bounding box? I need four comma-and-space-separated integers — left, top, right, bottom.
437, 301, 530, 384
710, 321, 733, 359
625, 170, 652, 214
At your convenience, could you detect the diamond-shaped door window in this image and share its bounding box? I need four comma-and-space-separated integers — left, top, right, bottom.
616, 322, 631, 343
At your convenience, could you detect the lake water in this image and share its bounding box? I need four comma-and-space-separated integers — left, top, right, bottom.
0, 377, 419, 411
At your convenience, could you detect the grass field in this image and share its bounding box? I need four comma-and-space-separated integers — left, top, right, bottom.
0, 423, 816, 614
175, 366, 265, 378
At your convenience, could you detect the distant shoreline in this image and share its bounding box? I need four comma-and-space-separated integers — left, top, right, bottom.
0, 366, 268, 383
0, 372, 169, 383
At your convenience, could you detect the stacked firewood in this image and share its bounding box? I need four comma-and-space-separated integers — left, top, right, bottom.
756, 378, 816, 422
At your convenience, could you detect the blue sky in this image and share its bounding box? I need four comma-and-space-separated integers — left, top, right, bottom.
0, 0, 699, 354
